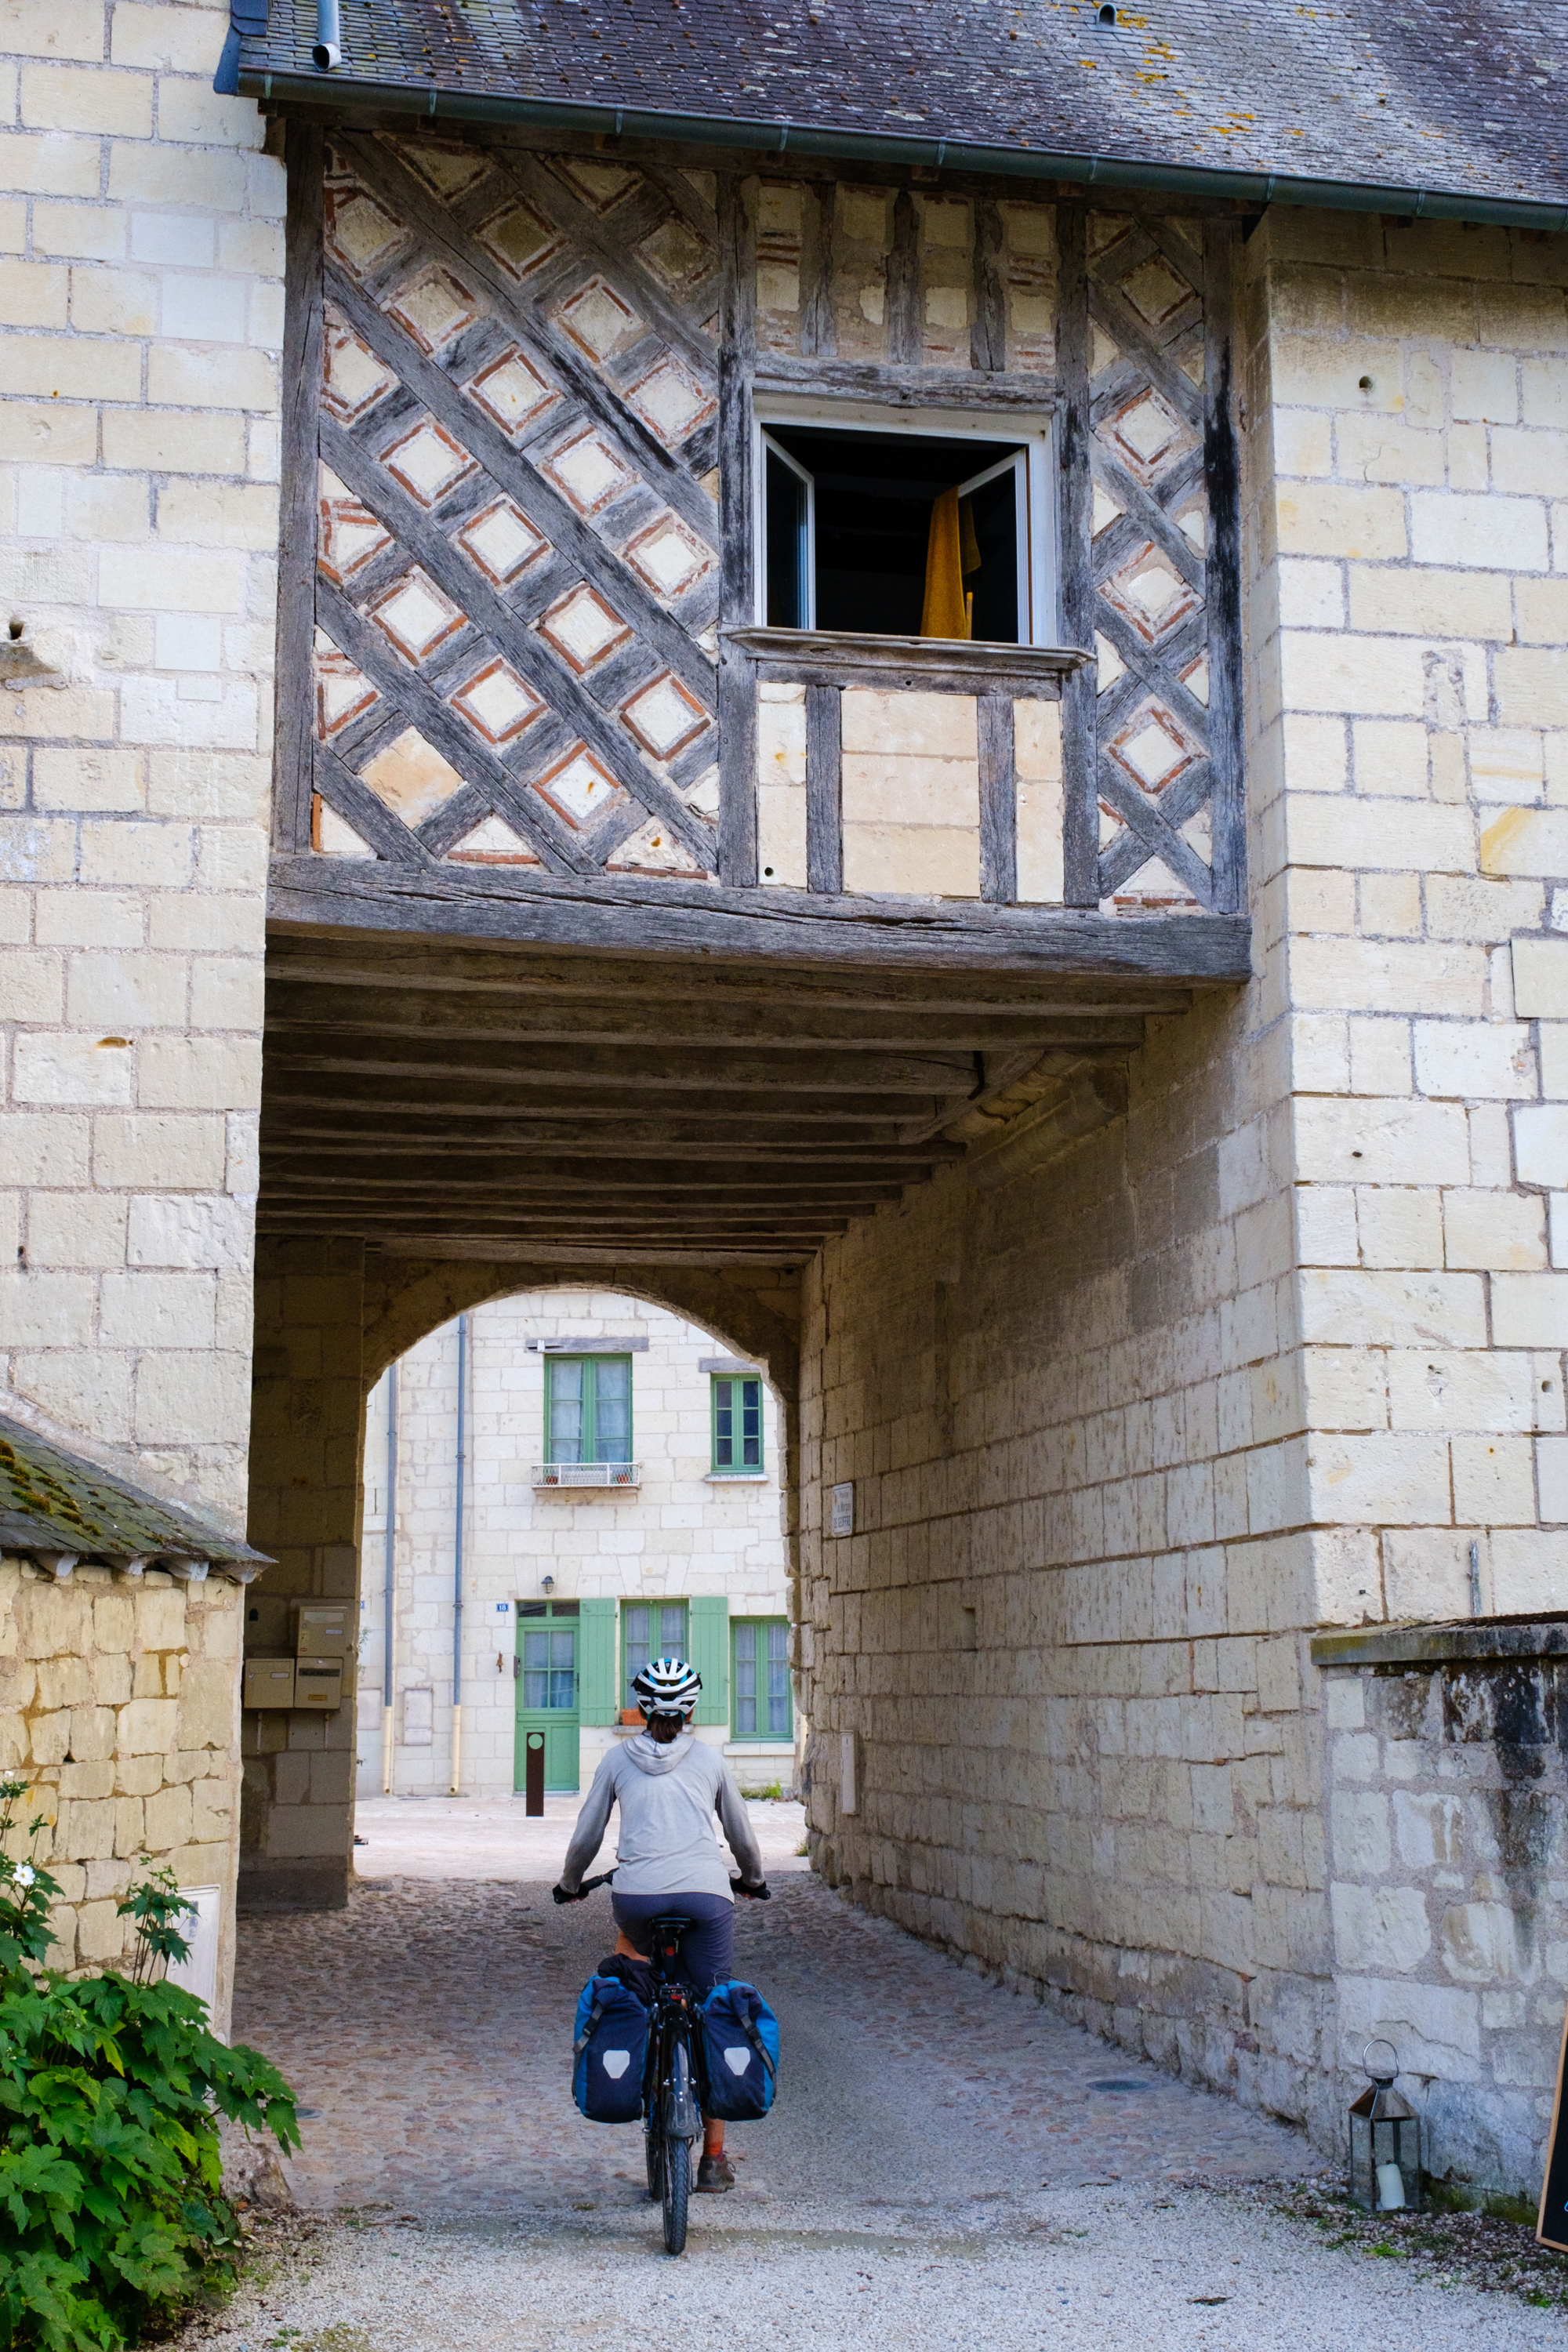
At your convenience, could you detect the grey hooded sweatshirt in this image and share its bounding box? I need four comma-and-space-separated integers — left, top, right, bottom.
559, 1733, 764, 1901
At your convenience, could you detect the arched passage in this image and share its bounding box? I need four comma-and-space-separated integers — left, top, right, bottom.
240, 1237, 800, 1910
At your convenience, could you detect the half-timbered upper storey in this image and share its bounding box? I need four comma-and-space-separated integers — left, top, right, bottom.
263, 114, 1249, 977
238, 0, 1568, 988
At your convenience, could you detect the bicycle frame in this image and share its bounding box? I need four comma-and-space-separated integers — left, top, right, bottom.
641, 1913, 704, 2252
644, 1915, 704, 2140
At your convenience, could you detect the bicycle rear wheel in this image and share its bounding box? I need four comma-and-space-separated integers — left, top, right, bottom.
645, 2122, 662, 2202
661, 2134, 689, 2254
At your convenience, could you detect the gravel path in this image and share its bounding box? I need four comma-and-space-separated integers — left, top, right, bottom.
210, 1802, 1566, 2348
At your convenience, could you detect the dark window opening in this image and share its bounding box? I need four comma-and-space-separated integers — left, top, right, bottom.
761, 425, 1029, 643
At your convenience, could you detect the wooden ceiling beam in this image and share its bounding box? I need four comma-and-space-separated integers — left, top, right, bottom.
258, 1121, 963, 1160
260, 1073, 967, 1123
265, 981, 1155, 1054
263, 1034, 982, 1094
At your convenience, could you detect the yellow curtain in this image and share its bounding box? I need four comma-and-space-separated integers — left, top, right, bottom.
920, 490, 982, 640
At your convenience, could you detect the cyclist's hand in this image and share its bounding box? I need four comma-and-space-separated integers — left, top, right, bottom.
552, 1882, 585, 1904
732, 1876, 771, 1900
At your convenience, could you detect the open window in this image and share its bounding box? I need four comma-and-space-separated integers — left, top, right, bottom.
757, 419, 1051, 644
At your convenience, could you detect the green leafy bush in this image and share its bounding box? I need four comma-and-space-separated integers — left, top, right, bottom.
0, 1778, 299, 2352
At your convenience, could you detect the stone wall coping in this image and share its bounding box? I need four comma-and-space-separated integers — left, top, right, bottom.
1311, 1615, 1568, 1671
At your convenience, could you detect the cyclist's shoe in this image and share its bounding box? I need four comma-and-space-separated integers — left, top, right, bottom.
696, 2153, 735, 2194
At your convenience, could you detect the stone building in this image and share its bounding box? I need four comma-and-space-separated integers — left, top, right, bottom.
2, 0, 1568, 2203
353, 1288, 790, 1799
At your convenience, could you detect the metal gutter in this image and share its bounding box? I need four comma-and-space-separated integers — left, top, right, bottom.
380, 1359, 396, 1795
449, 1309, 468, 1796
236, 71, 1568, 234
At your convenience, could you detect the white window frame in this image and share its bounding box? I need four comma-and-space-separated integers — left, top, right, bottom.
750, 397, 1059, 645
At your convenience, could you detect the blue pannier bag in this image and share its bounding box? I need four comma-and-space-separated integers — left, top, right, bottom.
572, 1974, 651, 2123
695, 1980, 779, 2121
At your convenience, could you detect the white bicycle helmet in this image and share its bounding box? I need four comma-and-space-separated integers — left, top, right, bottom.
633, 1656, 702, 1719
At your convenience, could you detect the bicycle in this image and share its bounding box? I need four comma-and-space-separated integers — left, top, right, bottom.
557, 1867, 770, 2256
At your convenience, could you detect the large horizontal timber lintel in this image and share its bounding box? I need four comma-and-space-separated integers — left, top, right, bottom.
268, 856, 1251, 982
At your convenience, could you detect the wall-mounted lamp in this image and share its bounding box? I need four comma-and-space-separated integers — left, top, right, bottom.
541, 1573, 555, 1594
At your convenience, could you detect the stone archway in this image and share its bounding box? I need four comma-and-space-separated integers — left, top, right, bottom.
240, 1237, 801, 1910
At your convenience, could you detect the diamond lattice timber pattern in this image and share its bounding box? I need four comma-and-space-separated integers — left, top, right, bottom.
301, 136, 723, 882
259, 935, 1200, 1264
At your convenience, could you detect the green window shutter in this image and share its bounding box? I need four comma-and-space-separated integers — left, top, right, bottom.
577, 1597, 619, 1726
688, 1595, 729, 1729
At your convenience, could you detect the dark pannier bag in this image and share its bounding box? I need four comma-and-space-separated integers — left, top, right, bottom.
572, 1973, 651, 2123
695, 1980, 779, 2122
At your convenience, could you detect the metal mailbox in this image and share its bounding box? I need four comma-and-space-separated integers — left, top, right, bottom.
294, 1659, 344, 1711
242, 1657, 296, 1709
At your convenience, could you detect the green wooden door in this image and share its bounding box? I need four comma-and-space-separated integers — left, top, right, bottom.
515, 1601, 580, 1791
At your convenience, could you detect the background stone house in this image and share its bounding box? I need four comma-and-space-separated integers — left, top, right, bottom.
354, 1288, 791, 1799
1, 0, 1566, 2205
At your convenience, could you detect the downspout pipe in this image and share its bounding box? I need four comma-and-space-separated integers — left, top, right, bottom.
235, 73, 1568, 238
311, 0, 341, 74
380, 1362, 397, 1795
450, 1313, 467, 1797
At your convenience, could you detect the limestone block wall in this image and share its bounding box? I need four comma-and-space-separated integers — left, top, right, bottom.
0, 0, 281, 1523
358, 1290, 789, 1798
799, 206, 1568, 2197
1251, 208, 1568, 1634
1321, 1638, 1568, 2194
0, 1554, 243, 2025
797, 977, 1329, 2132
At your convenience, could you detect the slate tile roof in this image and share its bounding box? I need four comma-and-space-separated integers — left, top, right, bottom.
238, 0, 1568, 213
0, 1411, 271, 1579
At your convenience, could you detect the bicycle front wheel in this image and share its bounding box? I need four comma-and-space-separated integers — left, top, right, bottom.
661, 2133, 689, 2255
644, 2122, 662, 2202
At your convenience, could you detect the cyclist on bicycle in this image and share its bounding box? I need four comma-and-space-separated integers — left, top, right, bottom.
554, 1656, 769, 2194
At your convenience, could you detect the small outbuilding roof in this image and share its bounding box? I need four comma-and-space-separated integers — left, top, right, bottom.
234, 0, 1568, 226
0, 1413, 271, 1584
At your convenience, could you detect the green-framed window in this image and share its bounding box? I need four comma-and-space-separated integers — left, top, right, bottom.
732, 1618, 791, 1740
710, 1374, 763, 1474
622, 1600, 690, 1708
545, 1354, 632, 1464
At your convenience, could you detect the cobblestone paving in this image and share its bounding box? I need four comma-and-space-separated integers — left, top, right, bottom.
235, 1832, 1299, 2212
216, 1827, 1565, 2351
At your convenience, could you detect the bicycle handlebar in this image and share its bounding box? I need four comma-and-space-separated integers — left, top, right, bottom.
552, 1869, 616, 1904
731, 1875, 771, 1900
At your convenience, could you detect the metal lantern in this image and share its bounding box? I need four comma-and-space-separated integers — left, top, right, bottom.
1348, 2038, 1422, 2214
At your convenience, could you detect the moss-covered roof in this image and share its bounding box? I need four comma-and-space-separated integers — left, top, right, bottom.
0, 1414, 271, 1582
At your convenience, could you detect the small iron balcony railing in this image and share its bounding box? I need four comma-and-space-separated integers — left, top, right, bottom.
532, 1461, 641, 1490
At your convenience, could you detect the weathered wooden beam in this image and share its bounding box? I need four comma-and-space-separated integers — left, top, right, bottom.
274, 122, 325, 855
971, 197, 1006, 373
977, 692, 1016, 906
887, 187, 920, 365
717, 169, 758, 889
800, 180, 836, 359
751, 358, 1056, 409
1203, 215, 1247, 919
723, 628, 1082, 697
266, 1031, 978, 1092
1055, 205, 1098, 909
260, 1071, 967, 1123
266, 937, 1197, 1016
264, 982, 1148, 1052
259, 1116, 964, 1160
269, 855, 1253, 978
803, 683, 842, 897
